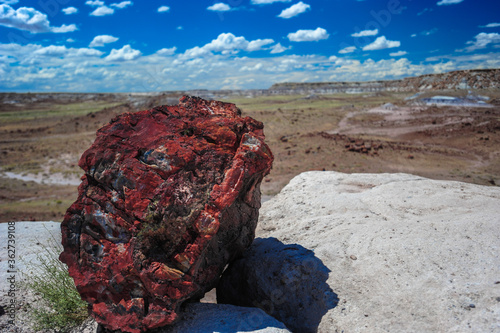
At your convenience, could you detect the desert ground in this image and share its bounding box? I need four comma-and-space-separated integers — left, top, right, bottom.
1, 89, 499, 222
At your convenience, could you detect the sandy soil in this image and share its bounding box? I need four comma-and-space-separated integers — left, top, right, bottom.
1, 90, 499, 222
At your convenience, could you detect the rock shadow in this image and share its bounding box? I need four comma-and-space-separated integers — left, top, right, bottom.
217, 237, 339, 333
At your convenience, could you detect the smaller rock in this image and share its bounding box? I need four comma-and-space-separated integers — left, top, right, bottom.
162, 303, 290, 333
217, 238, 339, 333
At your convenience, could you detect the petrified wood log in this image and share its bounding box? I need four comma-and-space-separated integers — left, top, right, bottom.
59, 96, 273, 333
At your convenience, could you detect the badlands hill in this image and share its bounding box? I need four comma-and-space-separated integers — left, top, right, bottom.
270, 69, 500, 95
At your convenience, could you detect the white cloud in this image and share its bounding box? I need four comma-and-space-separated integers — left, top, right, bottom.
3, 41, 500, 92
270, 43, 289, 54
62, 7, 78, 15
351, 29, 378, 37
51, 24, 78, 33
390, 50, 408, 57
339, 46, 356, 54
465, 32, 500, 51
111, 1, 132, 9
437, 0, 464, 5
247, 38, 274, 51
87, 1, 131, 16
90, 35, 119, 47
481, 23, 500, 28
85, 0, 104, 6
33, 45, 103, 57
183, 33, 274, 58
156, 47, 177, 56
67, 38, 75, 43
90, 6, 114, 16
207, 3, 231, 12
105, 44, 141, 61
287, 27, 329, 42
240, 63, 263, 72
158, 6, 170, 13
205, 33, 248, 52
251, 0, 291, 4
278, 1, 310, 19
0, 0, 19, 4
75, 48, 105, 57
34, 45, 67, 56
363, 36, 400, 51
0, 4, 77, 33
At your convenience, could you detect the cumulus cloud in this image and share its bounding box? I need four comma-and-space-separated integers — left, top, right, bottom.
287, 27, 329, 42
87, 1, 131, 16
240, 63, 263, 72
0, 4, 77, 33
390, 50, 408, 57
351, 29, 378, 37
278, 1, 310, 19
156, 47, 177, 56
465, 32, 500, 51
90, 35, 119, 47
85, 0, 104, 6
270, 43, 290, 54
207, 3, 231, 12
62, 7, 78, 15
481, 23, 500, 28
90, 6, 114, 16
247, 38, 275, 51
158, 6, 170, 13
339, 46, 356, 54
105, 44, 142, 61
111, 1, 132, 9
363, 36, 400, 51
251, 0, 291, 4
183, 33, 275, 58
437, 0, 464, 5
34, 45, 103, 57
2, 40, 500, 92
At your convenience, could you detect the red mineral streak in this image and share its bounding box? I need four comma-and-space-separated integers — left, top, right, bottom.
59, 96, 273, 333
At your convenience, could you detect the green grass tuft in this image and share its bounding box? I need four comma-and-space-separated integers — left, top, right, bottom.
21, 227, 89, 332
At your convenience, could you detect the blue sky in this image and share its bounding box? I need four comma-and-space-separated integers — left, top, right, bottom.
0, 0, 499, 92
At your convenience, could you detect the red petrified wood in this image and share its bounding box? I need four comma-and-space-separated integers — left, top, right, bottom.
59, 96, 273, 333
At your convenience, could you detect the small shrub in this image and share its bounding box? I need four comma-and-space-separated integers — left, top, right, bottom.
21, 227, 88, 332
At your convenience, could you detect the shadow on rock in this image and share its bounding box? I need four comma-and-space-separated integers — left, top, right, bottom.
217, 237, 339, 333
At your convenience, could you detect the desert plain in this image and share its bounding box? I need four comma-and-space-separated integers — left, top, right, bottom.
1, 82, 499, 222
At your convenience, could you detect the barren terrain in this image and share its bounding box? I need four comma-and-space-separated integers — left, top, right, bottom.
1, 87, 499, 222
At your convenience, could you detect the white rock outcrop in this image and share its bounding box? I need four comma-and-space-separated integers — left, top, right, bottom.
252, 171, 500, 332
2, 171, 500, 332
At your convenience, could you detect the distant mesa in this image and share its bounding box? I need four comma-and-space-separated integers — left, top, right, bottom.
269, 68, 500, 95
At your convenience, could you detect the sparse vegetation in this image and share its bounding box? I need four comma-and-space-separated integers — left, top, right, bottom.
20, 228, 88, 332
1, 86, 499, 221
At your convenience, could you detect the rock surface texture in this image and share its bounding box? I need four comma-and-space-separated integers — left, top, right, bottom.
59, 96, 273, 333
225, 171, 500, 332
